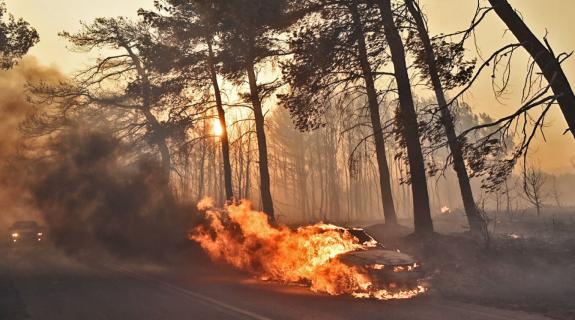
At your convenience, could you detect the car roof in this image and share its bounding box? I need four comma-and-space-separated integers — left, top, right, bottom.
339, 249, 417, 266
11, 220, 39, 228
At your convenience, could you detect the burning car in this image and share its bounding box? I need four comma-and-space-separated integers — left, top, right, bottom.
337, 228, 424, 292
8, 220, 44, 246
192, 199, 427, 300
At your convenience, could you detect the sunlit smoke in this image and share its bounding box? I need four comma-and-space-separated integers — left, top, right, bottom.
0, 57, 65, 228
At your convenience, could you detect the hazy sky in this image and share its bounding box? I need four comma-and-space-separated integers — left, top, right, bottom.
5, 0, 575, 173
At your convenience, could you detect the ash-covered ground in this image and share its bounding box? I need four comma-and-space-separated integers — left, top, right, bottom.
365, 208, 575, 320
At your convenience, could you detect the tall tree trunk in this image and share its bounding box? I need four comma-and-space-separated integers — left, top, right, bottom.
141, 108, 170, 181
309, 146, 317, 220
505, 178, 511, 214
296, 134, 308, 217
326, 129, 340, 220
207, 145, 215, 198
207, 40, 234, 201
376, 0, 433, 234
244, 133, 252, 199
349, 2, 398, 225
237, 128, 244, 197
198, 143, 206, 200
488, 0, 575, 138
246, 60, 275, 220
405, 0, 486, 235
124, 45, 171, 184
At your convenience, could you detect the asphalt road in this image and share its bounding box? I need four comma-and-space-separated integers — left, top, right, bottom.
0, 245, 551, 320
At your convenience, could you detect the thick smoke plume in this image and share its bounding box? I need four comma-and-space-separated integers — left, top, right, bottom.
0, 57, 192, 256
0, 57, 63, 228
28, 126, 190, 255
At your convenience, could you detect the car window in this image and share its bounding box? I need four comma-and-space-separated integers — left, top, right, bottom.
348, 229, 376, 244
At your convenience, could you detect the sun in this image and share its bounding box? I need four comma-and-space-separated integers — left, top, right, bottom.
212, 119, 224, 137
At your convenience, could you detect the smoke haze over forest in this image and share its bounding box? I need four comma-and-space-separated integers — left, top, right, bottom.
6, 0, 575, 174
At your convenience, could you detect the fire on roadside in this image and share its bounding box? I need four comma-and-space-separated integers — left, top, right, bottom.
190, 198, 426, 300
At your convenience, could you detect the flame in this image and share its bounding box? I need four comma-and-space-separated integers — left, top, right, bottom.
190, 198, 427, 300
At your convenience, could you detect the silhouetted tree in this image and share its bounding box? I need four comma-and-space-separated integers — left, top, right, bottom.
143, 0, 235, 200
0, 1, 39, 69
403, 0, 486, 235
205, 0, 296, 220
373, 0, 433, 234
522, 163, 547, 216
281, 0, 398, 225
451, 1, 575, 193
38, 17, 194, 184
488, 0, 575, 139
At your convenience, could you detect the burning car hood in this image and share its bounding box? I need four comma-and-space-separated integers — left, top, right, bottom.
338, 249, 417, 266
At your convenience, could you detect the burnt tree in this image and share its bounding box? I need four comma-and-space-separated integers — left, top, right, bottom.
349, 1, 397, 225
143, 1, 235, 200
404, 0, 486, 235
488, 0, 575, 138
209, 0, 294, 220
375, 0, 433, 234
522, 163, 547, 216
281, 0, 398, 224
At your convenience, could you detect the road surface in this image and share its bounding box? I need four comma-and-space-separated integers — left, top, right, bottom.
0, 245, 550, 320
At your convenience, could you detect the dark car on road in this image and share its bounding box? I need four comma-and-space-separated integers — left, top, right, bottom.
9, 220, 44, 246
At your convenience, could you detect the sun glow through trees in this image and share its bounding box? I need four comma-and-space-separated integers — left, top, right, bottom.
212, 119, 224, 137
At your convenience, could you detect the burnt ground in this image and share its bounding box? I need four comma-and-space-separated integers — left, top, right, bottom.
366, 209, 575, 320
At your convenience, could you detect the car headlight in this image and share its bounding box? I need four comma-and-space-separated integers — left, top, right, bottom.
371, 264, 386, 270
11, 232, 19, 238
393, 266, 406, 272
369, 262, 420, 272
37, 232, 43, 236
397, 263, 421, 272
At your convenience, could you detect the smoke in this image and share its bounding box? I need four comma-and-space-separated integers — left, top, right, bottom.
0, 57, 193, 257
0, 57, 64, 228
28, 126, 189, 256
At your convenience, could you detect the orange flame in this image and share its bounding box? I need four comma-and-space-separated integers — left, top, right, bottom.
190, 198, 426, 299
